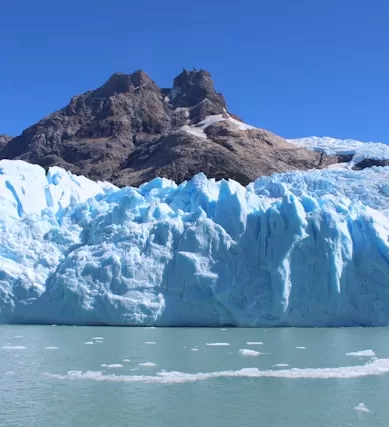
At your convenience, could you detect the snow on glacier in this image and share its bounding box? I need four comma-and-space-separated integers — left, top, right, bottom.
288, 136, 389, 166
1, 159, 389, 326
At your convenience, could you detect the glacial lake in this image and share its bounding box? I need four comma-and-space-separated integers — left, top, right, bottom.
1, 326, 389, 427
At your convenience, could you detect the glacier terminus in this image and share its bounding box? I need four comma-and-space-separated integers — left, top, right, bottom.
1, 159, 389, 327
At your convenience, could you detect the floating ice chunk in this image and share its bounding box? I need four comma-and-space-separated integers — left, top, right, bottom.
84, 342, 94, 345
145, 342, 156, 345
122, 359, 130, 362
92, 337, 104, 340
138, 362, 156, 367
13, 335, 23, 338
355, 403, 370, 413
191, 348, 199, 351
296, 346, 306, 349
273, 364, 289, 367
44, 346, 58, 350
246, 342, 263, 345
206, 343, 230, 346
101, 364, 123, 368
2, 345, 26, 350
346, 350, 375, 357
239, 349, 262, 357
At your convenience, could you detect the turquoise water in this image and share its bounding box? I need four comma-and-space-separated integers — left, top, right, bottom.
1, 326, 389, 426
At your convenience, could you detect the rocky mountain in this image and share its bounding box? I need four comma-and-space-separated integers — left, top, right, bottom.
0, 69, 342, 186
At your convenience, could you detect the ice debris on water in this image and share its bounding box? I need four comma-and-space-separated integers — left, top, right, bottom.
346, 350, 376, 357
354, 403, 370, 413
101, 364, 123, 368
206, 343, 230, 346
44, 357, 389, 384
239, 349, 262, 357
2, 345, 26, 350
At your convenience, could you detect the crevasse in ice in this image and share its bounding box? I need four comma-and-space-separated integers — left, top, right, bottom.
1, 159, 389, 326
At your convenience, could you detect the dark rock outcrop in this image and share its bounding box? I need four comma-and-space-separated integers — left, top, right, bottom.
0, 69, 341, 186
0, 135, 12, 152
353, 158, 389, 170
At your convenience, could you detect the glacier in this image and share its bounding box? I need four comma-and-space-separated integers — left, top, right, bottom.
1, 159, 389, 326
288, 136, 389, 166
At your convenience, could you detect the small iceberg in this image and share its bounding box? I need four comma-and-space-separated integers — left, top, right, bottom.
354, 403, 370, 413
346, 350, 375, 357
239, 349, 262, 357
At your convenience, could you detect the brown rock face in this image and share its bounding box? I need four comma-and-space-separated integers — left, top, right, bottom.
0, 69, 340, 186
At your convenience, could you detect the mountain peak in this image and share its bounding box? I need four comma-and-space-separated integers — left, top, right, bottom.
0, 68, 343, 187
92, 70, 155, 99
173, 68, 212, 87
169, 68, 226, 112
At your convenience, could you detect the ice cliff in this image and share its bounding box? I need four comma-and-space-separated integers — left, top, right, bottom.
1, 159, 389, 326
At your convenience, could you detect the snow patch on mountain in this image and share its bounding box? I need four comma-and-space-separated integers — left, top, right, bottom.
181, 113, 256, 138
197, 113, 256, 131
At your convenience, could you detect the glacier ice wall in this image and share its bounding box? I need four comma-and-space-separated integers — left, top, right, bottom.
1, 160, 389, 326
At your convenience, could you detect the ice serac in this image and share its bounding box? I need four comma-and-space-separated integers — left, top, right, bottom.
1, 160, 389, 326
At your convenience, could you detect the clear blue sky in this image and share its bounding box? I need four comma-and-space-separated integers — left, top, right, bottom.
1, 0, 388, 142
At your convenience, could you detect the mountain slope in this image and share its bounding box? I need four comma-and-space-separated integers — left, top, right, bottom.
0, 69, 340, 186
